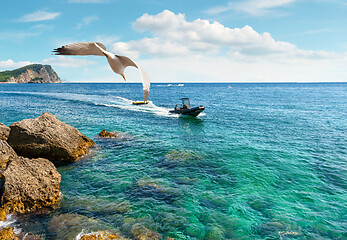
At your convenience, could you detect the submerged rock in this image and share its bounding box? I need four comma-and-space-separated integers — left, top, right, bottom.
7, 112, 95, 163
1, 156, 61, 214
16, 232, 42, 240
165, 150, 196, 162
79, 230, 129, 240
204, 224, 224, 240
131, 224, 162, 240
99, 130, 118, 138
136, 177, 160, 190
185, 223, 205, 239
256, 220, 302, 239
0, 123, 10, 141
127, 177, 181, 204
0, 140, 17, 174
160, 149, 203, 168
247, 196, 273, 218
48, 213, 99, 240
0, 227, 18, 240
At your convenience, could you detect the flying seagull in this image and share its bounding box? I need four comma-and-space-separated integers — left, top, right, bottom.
53, 42, 150, 101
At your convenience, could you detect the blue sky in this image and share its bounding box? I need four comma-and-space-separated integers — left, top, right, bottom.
0, 0, 346, 82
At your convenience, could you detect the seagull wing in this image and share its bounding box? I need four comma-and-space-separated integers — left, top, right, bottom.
116, 55, 150, 101
53, 42, 150, 101
138, 66, 150, 102
93, 43, 127, 80
115, 55, 137, 68
53, 42, 107, 56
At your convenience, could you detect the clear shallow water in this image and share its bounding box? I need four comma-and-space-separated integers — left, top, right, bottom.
0, 83, 346, 239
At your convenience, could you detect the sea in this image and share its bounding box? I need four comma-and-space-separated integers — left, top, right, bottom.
0, 83, 346, 240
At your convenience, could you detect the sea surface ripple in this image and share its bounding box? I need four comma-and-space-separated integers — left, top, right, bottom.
0, 83, 346, 239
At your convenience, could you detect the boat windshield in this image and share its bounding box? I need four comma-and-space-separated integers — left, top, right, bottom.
181, 98, 191, 109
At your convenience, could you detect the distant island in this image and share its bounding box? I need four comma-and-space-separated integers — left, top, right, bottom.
0, 64, 61, 83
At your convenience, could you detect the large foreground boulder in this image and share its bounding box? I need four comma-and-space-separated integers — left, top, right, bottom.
1, 156, 61, 214
0, 140, 17, 173
7, 112, 95, 163
0, 123, 10, 141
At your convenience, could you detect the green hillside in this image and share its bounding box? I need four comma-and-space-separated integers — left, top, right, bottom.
0, 64, 55, 82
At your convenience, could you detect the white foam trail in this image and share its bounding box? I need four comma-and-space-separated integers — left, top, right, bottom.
101, 101, 179, 118
0, 91, 180, 118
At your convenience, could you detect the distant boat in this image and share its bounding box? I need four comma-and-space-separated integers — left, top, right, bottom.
167, 84, 173, 86
169, 98, 205, 117
228, 86, 232, 89
178, 84, 184, 87
132, 101, 149, 105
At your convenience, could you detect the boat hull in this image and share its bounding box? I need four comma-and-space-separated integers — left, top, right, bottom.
132, 101, 149, 105
169, 106, 205, 117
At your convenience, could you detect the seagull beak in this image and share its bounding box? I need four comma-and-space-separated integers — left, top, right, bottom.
122, 75, 126, 81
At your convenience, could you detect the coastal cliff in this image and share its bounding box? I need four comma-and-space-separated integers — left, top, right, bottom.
0, 64, 61, 83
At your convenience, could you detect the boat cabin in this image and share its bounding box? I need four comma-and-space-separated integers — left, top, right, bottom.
175, 98, 191, 110
170, 98, 205, 117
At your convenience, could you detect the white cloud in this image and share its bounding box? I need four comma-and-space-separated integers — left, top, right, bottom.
44, 10, 346, 83
104, 10, 347, 83
43, 56, 97, 67
17, 10, 61, 22
0, 59, 33, 71
133, 10, 185, 33
111, 10, 336, 62
76, 15, 99, 29
205, 0, 296, 16
137, 54, 347, 83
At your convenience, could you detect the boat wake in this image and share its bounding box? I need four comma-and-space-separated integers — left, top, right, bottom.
101, 98, 179, 118
1, 91, 178, 118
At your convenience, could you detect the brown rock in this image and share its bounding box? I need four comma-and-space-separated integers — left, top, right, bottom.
131, 224, 162, 240
99, 130, 118, 138
1, 156, 61, 214
80, 231, 129, 240
0, 208, 6, 221
0, 123, 10, 141
0, 140, 17, 174
7, 112, 95, 163
0, 227, 18, 240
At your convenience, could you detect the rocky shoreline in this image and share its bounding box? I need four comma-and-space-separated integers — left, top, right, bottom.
0, 113, 168, 239
0, 64, 61, 83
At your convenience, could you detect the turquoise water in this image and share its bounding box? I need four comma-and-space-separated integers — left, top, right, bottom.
0, 83, 346, 239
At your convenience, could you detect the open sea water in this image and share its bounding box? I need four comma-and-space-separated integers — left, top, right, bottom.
0, 83, 346, 239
